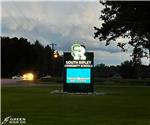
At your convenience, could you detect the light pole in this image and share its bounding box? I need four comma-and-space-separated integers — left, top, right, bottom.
53, 51, 59, 59
49, 43, 56, 77
50, 43, 57, 52
49, 43, 60, 77
52, 51, 60, 77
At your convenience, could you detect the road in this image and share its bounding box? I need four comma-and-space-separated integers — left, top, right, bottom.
1, 78, 62, 87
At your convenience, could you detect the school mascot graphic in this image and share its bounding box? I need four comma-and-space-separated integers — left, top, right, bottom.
71, 44, 86, 60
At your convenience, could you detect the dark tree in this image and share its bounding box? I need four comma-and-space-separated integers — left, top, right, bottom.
44, 45, 54, 76
1, 37, 34, 77
120, 60, 150, 79
94, 64, 120, 78
94, 1, 150, 64
1, 36, 63, 78
119, 60, 136, 79
94, 62, 150, 79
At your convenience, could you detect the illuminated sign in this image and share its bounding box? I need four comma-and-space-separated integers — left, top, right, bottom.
66, 68, 91, 83
71, 44, 86, 60
63, 44, 94, 92
64, 61, 93, 67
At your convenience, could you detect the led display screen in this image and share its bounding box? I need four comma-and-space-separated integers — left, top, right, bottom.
66, 68, 91, 83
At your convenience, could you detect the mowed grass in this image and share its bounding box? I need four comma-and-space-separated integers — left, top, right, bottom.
1, 85, 150, 125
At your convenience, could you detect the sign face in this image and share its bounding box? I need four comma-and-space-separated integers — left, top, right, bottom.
63, 44, 94, 93
66, 68, 91, 83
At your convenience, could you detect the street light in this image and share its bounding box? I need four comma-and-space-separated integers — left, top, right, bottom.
53, 51, 59, 59
52, 51, 60, 77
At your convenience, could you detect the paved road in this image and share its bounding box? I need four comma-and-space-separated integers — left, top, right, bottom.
1, 78, 19, 84
1, 78, 26, 87
1, 78, 62, 87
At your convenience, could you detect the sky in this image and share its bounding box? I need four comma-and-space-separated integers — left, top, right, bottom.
1, 1, 149, 65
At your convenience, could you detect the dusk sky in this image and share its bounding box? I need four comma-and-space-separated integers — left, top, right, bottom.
1, 0, 149, 65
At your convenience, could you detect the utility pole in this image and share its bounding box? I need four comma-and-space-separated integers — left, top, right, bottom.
50, 43, 57, 52
50, 43, 57, 77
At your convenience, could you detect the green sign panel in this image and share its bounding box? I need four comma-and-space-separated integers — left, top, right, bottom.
63, 44, 94, 92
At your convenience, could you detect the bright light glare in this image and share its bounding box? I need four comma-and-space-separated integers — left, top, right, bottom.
23, 73, 34, 80
54, 53, 58, 58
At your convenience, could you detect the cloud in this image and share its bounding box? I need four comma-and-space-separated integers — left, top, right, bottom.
94, 50, 131, 66
2, 1, 148, 65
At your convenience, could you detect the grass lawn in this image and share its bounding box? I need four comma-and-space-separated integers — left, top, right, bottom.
1, 85, 150, 125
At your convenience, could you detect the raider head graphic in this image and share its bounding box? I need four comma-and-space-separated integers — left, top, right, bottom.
71, 44, 86, 60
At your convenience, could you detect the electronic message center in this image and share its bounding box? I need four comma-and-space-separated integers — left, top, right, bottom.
64, 44, 94, 92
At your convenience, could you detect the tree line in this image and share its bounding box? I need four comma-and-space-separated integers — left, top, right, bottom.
1, 36, 150, 79
1, 36, 63, 78
94, 62, 150, 79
